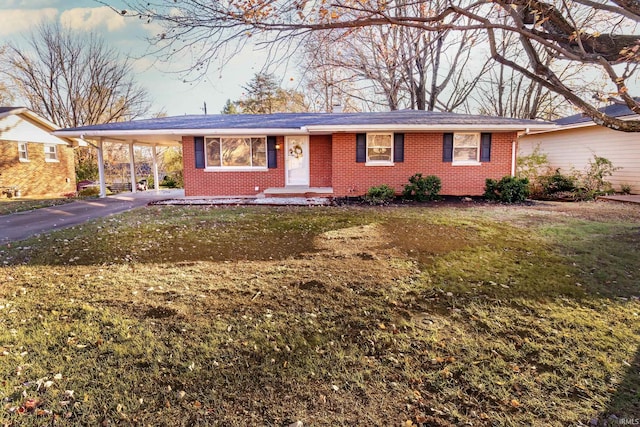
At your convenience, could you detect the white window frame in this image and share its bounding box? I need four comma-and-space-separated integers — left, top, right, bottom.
366, 132, 394, 166
44, 144, 59, 162
452, 132, 481, 165
18, 142, 29, 162
204, 136, 268, 171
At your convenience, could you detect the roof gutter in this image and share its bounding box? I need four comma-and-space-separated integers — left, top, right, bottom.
304, 124, 557, 133
53, 128, 308, 138
54, 124, 559, 139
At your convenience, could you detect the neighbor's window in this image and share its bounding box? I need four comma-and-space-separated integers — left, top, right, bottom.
205, 137, 267, 169
367, 133, 393, 164
453, 133, 480, 164
44, 144, 58, 162
18, 142, 28, 161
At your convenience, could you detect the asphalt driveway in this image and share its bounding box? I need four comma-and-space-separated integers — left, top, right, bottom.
0, 189, 184, 244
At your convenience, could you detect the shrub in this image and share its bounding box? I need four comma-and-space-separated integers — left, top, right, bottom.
78, 186, 112, 197
363, 184, 396, 205
402, 173, 442, 201
484, 176, 530, 203
78, 186, 101, 197
620, 183, 632, 195
538, 169, 575, 196
517, 145, 550, 197
581, 155, 619, 197
161, 175, 179, 188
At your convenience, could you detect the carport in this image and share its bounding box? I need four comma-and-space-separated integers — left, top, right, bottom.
54, 129, 182, 198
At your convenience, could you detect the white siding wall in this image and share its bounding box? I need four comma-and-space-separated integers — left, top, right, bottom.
519, 126, 640, 194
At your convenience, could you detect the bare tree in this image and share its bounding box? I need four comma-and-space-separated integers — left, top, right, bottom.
1, 23, 153, 181
300, 31, 369, 113
0, 83, 14, 106
1, 22, 151, 128
473, 28, 576, 120
111, 0, 640, 131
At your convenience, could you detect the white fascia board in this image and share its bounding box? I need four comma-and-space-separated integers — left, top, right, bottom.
526, 114, 640, 135
0, 107, 26, 120
22, 110, 61, 132
53, 128, 307, 138
304, 124, 557, 133
524, 122, 594, 135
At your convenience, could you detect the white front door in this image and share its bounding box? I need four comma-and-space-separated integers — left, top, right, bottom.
285, 135, 310, 186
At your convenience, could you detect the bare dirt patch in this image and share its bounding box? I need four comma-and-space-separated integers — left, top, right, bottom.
383, 219, 478, 265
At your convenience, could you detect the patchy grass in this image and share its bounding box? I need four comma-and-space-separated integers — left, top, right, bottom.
0, 202, 639, 426
0, 198, 74, 216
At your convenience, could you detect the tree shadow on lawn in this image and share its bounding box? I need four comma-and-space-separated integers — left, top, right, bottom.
597, 348, 640, 424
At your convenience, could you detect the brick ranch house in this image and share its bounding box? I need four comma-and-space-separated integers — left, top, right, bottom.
0, 107, 76, 197
55, 110, 553, 198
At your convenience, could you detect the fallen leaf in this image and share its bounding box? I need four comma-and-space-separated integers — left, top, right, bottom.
510, 399, 520, 408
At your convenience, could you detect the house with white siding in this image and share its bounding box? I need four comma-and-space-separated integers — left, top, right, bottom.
519, 103, 640, 194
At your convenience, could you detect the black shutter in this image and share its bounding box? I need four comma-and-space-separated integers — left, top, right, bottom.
443, 133, 453, 162
356, 133, 366, 163
267, 136, 277, 168
480, 133, 492, 162
194, 136, 205, 169
393, 133, 404, 163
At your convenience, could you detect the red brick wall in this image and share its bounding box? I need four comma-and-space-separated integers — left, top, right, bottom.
0, 141, 76, 197
331, 132, 517, 196
309, 135, 332, 187
181, 132, 517, 197
182, 136, 286, 196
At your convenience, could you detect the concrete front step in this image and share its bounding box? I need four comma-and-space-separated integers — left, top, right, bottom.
262, 187, 333, 198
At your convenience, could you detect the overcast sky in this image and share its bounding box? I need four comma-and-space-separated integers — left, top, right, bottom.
0, 0, 287, 116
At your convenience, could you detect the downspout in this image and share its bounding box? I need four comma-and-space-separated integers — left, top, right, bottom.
511, 140, 517, 177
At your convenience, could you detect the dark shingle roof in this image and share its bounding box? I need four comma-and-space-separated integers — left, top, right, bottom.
60, 110, 550, 132
0, 107, 24, 115
556, 102, 639, 126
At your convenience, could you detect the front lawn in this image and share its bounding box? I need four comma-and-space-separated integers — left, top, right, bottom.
0, 202, 638, 426
0, 197, 74, 216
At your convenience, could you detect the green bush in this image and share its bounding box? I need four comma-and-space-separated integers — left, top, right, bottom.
538, 169, 575, 196
363, 184, 396, 205
620, 183, 632, 195
161, 175, 179, 188
579, 155, 619, 199
484, 176, 530, 203
78, 186, 101, 197
517, 144, 550, 197
78, 186, 112, 197
402, 173, 442, 201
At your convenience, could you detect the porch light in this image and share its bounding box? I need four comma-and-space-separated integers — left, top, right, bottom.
275, 144, 281, 150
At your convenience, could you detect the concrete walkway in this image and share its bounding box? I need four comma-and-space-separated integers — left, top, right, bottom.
0, 189, 184, 244
599, 194, 640, 204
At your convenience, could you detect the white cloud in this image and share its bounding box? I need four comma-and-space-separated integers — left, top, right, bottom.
0, 8, 58, 36
60, 6, 126, 32
0, 0, 57, 8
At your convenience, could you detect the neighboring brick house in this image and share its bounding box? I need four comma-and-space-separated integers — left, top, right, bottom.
0, 107, 76, 198
56, 110, 553, 198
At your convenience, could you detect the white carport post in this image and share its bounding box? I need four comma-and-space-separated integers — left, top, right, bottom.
128, 140, 137, 193
97, 138, 107, 198
151, 144, 160, 190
